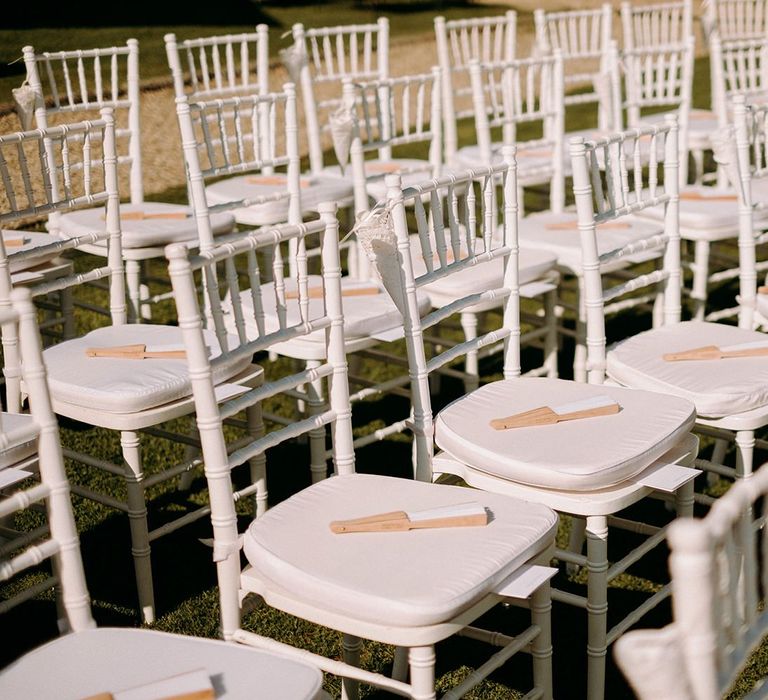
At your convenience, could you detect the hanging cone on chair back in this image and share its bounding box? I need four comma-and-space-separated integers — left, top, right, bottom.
352, 208, 405, 314
12, 82, 37, 131
329, 105, 355, 175
279, 45, 306, 87
710, 126, 746, 204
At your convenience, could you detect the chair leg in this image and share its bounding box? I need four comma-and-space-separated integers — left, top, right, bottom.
708, 437, 730, 488
247, 401, 268, 517
735, 430, 755, 480
690, 240, 710, 322
586, 515, 609, 700
460, 311, 480, 393
125, 260, 143, 324
409, 645, 436, 700
140, 260, 152, 321
341, 634, 362, 700
392, 646, 409, 682
544, 288, 559, 378
675, 479, 695, 518
567, 515, 586, 575
121, 430, 155, 623
60, 288, 75, 340
574, 276, 587, 383
306, 359, 328, 484
531, 582, 554, 700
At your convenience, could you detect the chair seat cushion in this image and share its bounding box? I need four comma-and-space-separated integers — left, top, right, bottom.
517, 212, 664, 273
0, 627, 325, 700
242, 473, 557, 628
607, 321, 768, 418
435, 377, 695, 491
638, 108, 716, 149
230, 276, 430, 344
205, 174, 353, 226
53, 202, 235, 249
409, 234, 556, 307
636, 185, 768, 236
2, 230, 63, 273
43, 325, 251, 414
0, 412, 38, 469
451, 144, 556, 182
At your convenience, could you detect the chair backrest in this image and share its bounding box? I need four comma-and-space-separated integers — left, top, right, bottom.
702, 0, 768, 39
620, 39, 696, 183
709, 32, 768, 127
534, 4, 615, 127
665, 460, 768, 698
23, 41, 144, 204
289, 19, 389, 174
434, 12, 517, 160
174, 85, 300, 251
570, 119, 682, 385
0, 288, 94, 633
165, 204, 353, 640
343, 69, 443, 213
621, 0, 693, 49
355, 154, 518, 482
0, 111, 127, 409
164, 27, 270, 102
729, 96, 767, 329
468, 53, 566, 213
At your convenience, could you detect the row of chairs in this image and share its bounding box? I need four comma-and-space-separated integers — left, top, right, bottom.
1, 98, 767, 698
1, 5, 767, 699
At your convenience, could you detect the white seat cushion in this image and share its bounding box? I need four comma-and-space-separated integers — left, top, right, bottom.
205, 174, 352, 226
451, 144, 556, 183
230, 276, 430, 344
53, 202, 235, 249
0, 412, 38, 469
43, 325, 251, 414
435, 377, 695, 491
607, 321, 768, 418
408, 234, 556, 307
637, 185, 768, 237
0, 628, 325, 700
323, 159, 440, 202
638, 108, 716, 150
517, 211, 664, 273
2, 230, 63, 273
242, 473, 557, 628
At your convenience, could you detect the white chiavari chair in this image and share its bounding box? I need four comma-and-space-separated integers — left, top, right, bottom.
574, 102, 768, 509
534, 4, 620, 152
175, 86, 431, 485
361, 143, 700, 700
615, 461, 768, 700
167, 200, 559, 700
0, 110, 263, 624
22, 41, 237, 322
342, 64, 559, 388
0, 288, 329, 700
434, 12, 517, 164
454, 52, 567, 202
164, 26, 270, 102
619, 0, 715, 183
631, 45, 768, 321
287, 19, 389, 178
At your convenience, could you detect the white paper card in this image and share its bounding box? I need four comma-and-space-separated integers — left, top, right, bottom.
214, 383, 251, 402
0, 467, 33, 489
405, 501, 486, 522
115, 668, 213, 700
494, 564, 558, 599
638, 463, 701, 493
552, 395, 618, 416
